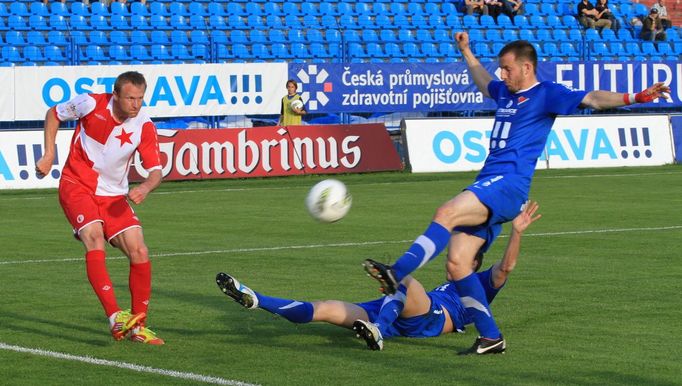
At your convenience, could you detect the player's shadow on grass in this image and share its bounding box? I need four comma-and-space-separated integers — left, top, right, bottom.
0, 309, 109, 346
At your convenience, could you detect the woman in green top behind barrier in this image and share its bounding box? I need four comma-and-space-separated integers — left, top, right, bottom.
278, 79, 307, 126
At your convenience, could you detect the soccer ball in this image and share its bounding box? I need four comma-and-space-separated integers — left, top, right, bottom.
290, 99, 303, 110
305, 179, 352, 223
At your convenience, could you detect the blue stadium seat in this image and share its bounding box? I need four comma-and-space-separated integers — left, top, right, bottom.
48, 14, 68, 30
28, 14, 49, 30
263, 2, 282, 16
283, 2, 302, 16
30, 2, 49, 16
171, 30, 189, 44
91, 2, 110, 16
366, 42, 384, 58
326, 29, 341, 44
151, 44, 172, 61
150, 2, 169, 16
416, 29, 433, 42
474, 42, 493, 57
354, 2, 371, 16
519, 29, 536, 42
209, 15, 228, 29
110, 31, 129, 45
543, 42, 559, 57
514, 15, 530, 29
633, 3, 648, 18
438, 42, 457, 57
149, 31, 169, 46
348, 42, 365, 59
497, 14, 515, 29
463, 15, 479, 29
245, 14, 263, 28
384, 42, 401, 58
545, 15, 561, 29
641, 42, 657, 56
617, 29, 635, 41
109, 45, 130, 61
343, 29, 360, 43
8, 15, 29, 30
428, 14, 444, 29
188, 2, 207, 16
552, 29, 569, 42
130, 30, 150, 45
338, 14, 357, 29
529, 15, 547, 29
171, 44, 192, 61
211, 30, 228, 45
207, 3, 227, 17
191, 44, 210, 61
23, 46, 44, 62
536, 29, 552, 42
130, 14, 152, 30
407, 3, 425, 16
421, 42, 438, 57
292, 43, 310, 58
131, 45, 152, 61
303, 14, 320, 28
90, 15, 111, 30
302, 2, 321, 16
306, 29, 322, 43
271, 43, 291, 59
288, 29, 306, 43
84, 45, 107, 61
151, 14, 171, 29
398, 29, 415, 42
411, 14, 428, 28
170, 15, 191, 30
357, 29, 376, 43
70, 30, 87, 46
189, 30, 209, 44
130, 2, 150, 16
525, 3, 539, 15
110, 1, 129, 16
49, 2, 68, 16
310, 43, 330, 58
230, 30, 248, 44
10, 2, 30, 16
560, 42, 580, 57
169, 2, 189, 16
89, 31, 108, 45
5, 31, 25, 46
251, 43, 270, 59
110, 15, 130, 29
591, 42, 609, 58
47, 30, 68, 45
250, 29, 268, 43
268, 29, 286, 43
625, 42, 642, 56
44, 45, 67, 62
402, 42, 420, 58
561, 15, 580, 28
2, 46, 24, 63
585, 28, 601, 42
319, 3, 335, 16
265, 14, 283, 28
609, 42, 625, 56
27, 31, 47, 46
480, 15, 496, 29
657, 42, 673, 56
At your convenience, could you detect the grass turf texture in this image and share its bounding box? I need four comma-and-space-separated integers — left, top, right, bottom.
1, 165, 681, 385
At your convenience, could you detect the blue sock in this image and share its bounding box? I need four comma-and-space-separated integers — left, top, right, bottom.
392, 222, 451, 281
373, 284, 407, 335
454, 273, 501, 339
255, 292, 314, 324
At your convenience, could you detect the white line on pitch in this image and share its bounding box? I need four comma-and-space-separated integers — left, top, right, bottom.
1, 225, 680, 266
0, 342, 258, 386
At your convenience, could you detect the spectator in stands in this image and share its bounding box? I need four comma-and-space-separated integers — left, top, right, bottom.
464, 0, 489, 16
651, 0, 671, 30
502, 0, 525, 17
577, 0, 612, 30
595, 0, 619, 30
485, 0, 505, 21
278, 79, 307, 126
640, 8, 667, 41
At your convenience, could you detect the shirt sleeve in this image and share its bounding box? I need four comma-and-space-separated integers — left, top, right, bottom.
55, 93, 96, 122
545, 82, 588, 115
487, 80, 504, 101
138, 121, 162, 171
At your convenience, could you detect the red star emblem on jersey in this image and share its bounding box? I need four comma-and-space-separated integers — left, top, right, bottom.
115, 128, 133, 147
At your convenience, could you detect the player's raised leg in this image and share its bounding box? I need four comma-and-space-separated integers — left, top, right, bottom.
364, 191, 488, 294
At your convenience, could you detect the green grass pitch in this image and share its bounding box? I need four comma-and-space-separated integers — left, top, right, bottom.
1, 165, 681, 385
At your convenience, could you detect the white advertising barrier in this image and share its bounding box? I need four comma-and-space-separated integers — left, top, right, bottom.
403, 115, 674, 173
12, 63, 288, 121
0, 130, 74, 189
0, 67, 14, 122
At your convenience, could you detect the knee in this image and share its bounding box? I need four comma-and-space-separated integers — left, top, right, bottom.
127, 245, 149, 264
447, 253, 474, 279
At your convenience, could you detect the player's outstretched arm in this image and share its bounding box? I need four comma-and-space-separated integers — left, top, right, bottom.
454, 31, 493, 98
35, 107, 60, 178
581, 82, 670, 110
490, 201, 542, 288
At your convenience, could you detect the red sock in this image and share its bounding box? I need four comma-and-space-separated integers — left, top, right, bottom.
129, 261, 151, 315
85, 250, 119, 317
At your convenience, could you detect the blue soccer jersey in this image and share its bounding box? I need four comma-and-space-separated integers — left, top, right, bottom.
480, 80, 588, 189
357, 267, 503, 338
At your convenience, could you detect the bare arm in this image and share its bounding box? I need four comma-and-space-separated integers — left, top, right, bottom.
581, 82, 670, 110
35, 107, 60, 178
128, 169, 162, 204
490, 201, 542, 289
455, 32, 493, 98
